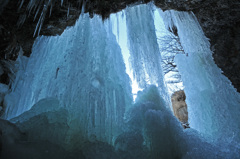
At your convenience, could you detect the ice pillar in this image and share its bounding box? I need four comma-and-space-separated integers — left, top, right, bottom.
126, 4, 169, 102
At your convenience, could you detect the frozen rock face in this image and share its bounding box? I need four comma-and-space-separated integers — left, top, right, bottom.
0, 119, 26, 146
0, 118, 78, 159
0, 118, 27, 159
12, 98, 70, 150
171, 90, 188, 126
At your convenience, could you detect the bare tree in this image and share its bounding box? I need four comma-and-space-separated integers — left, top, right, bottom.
158, 31, 185, 75
157, 29, 186, 93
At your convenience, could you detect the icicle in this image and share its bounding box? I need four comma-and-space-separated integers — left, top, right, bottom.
33, 6, 41, 21
116, 13, 120, 42
49, 3, 53, 17
18, 0, 25, 10
33, 0, 51, 37
126, 5, 164, 88
67, 5, 70, 19
33, 11, 43, 36
17, 14, 27, 28
81, 0, 85, 15
33, 4, 46, 37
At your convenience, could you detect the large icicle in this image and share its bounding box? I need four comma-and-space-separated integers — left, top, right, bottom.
160, 10, 240, 143
4, 13, 132, 144
125, 4, 169, 103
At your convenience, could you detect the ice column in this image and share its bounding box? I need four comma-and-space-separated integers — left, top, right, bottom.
126, 4, 169, 102
161, 10, 240, 142
4, 14, 132, 144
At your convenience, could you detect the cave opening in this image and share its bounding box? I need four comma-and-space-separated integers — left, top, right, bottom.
0, 2, 240, 159
110, 8, 189, 128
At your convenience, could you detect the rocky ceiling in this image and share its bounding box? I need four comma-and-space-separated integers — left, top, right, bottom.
0, 0, 239, 92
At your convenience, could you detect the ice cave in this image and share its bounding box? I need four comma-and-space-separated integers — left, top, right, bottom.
0, 1, 240, 159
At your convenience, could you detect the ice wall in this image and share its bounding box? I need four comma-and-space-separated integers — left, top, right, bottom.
160, 10, 240, 142
3, 13, 132, 144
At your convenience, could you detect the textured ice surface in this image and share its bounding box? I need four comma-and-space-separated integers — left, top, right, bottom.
3, 13, 132, 144
2, 86, 239, 159
10, 98, 61, 123
12, 98, 70, 149
123, 85, 239, 159
125, 4, 168, 100
0, 83, 8, 94
2, 3, 240, 159
109, 10, 143, 101
0, 83, 9, 108
160, 10, 240, 143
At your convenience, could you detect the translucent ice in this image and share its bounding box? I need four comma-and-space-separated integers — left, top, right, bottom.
160, 10, 240, 143
3, 13, 132, 144
2, 3, 240, 159
126, 5, 164, 91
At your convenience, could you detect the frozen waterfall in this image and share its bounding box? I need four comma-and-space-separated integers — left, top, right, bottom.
4, 13, 133, 144
160, 10, 240, 143
1, 3, 240, 159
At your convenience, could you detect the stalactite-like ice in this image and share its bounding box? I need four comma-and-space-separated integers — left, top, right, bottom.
4, 13, 132, 144
125, 4, 169, 104
126, 5, 163, 89
160, 10, 240, 143
1, 3, 240, 159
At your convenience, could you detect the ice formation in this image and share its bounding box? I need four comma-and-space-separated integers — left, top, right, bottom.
160, 10, 240, 143
125, 5, 165, 91
1, 3, 240, 159
4, 13, 132, 144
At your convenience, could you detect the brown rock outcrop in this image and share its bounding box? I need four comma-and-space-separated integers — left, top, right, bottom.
171, 90, 189, 128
